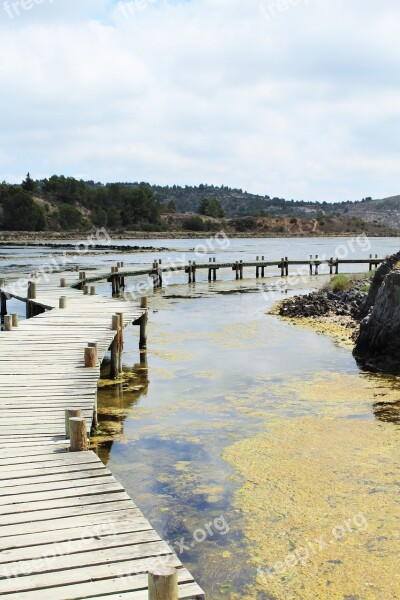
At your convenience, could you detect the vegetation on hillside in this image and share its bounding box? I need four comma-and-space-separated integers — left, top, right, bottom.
0, 174, 398, 235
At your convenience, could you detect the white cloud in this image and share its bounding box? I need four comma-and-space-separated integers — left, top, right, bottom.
1, 0, 400, 201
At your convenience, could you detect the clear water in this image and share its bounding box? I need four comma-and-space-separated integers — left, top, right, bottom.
1, 237, 399, 598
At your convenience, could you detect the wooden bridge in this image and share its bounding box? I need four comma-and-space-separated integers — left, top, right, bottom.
0, 272, 205, 599
56, 254, 382, 293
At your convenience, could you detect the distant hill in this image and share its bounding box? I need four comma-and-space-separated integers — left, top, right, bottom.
345, 196, 400, 227
0, 175, 399, 235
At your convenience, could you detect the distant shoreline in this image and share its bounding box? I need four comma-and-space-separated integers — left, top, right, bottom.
0, 230, 399, 244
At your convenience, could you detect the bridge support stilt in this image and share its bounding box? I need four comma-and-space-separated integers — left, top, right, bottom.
1, 292, 6, 319
139, 297, 148, 350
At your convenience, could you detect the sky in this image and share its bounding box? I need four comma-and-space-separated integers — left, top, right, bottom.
0, 0, 399, 202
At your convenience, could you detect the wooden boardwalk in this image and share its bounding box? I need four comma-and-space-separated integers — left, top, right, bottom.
60, 256, 383, 290
0, 273, 205, 599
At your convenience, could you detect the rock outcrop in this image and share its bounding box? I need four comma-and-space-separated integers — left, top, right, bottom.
354, 263, 400, 372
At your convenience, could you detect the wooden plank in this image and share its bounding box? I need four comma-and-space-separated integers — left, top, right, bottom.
0, 270, 204, 600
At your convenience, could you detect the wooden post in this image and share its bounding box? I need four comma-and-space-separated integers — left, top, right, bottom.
261, 256, 265, 278
208, 258, 212, 282
329, 258, 333, 275
83, 285, 89, 295
90, 286, 96, 296
88, 342, 99, 429
28, 281, 37, 299
280, 258, 284, 277
1, 292, 6, 318
188, 261, 192, 284
59, 296, 67, 309
69, 417, 88, 452
239, 260, 243, 280
140, 297, 148, 350
60, 278, 67, 287
309, 255, 313, 275
315, 255, 319, 276
11, 313, 19, 328
256, 255, 259, 278
192, 261, 196, 283
117, 312, 124, 373
85, 346, 97, 368
148, 568, 178, 600
335, 259, 339, 274
110, 314, 121, 379
285, 257, 289, 276
235, 261, 239, 280
65, 408, 82, 439
4, 315, 12, 331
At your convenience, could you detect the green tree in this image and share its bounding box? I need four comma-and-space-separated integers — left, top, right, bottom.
21, 172, 37, 193
107, 206, 122, 228
91, 207, 107, 227
2, 187, 46, 231
58, 204, 83, 230
198, 198, 224, 218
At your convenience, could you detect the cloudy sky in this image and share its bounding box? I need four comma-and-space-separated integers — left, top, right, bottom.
0, 0, 399, 202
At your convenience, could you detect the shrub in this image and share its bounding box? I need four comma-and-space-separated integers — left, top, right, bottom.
331, 274, 352, 293
182, 216, 206, 231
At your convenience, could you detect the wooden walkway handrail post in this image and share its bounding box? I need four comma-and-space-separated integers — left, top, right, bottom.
65, 408, 82, 439
28, 281, 37, 299
4, 315, 12, 331
148, 568, 178, 600
11, 313, 19, 328
27, 282, 36, 319
69, 417, 88, 452
85, 345, 97, 368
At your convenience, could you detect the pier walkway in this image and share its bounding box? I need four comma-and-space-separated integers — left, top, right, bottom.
0, 272, 205, 599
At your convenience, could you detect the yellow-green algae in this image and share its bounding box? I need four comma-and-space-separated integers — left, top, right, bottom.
271, 298, 356, 349
223, 372, 400, 599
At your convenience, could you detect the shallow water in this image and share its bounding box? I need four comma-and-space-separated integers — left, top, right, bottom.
1, 237, 399, 598
94, 279, 400, 599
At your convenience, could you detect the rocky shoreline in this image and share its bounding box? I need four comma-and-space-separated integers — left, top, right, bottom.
276, 252, 400, 373
275, 277, 369, 348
